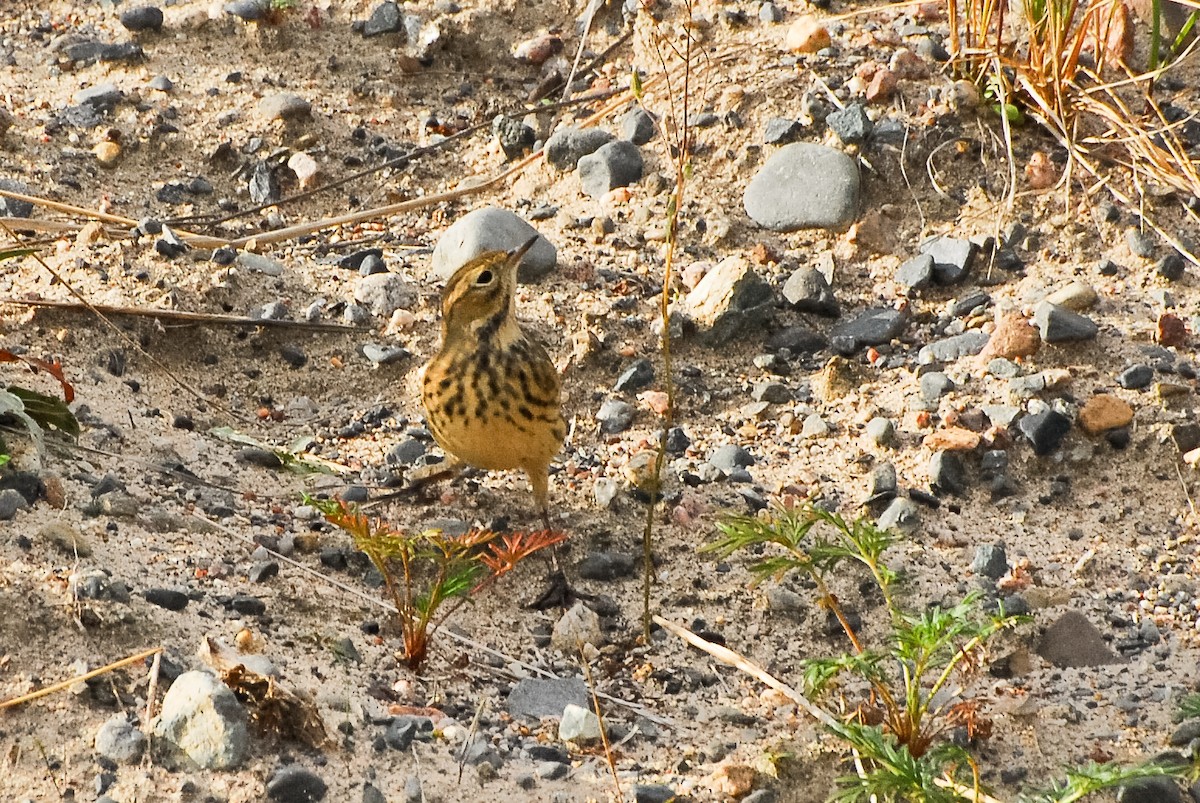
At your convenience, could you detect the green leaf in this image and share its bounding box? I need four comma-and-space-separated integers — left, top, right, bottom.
0, 247, 38, 261
5, 386, 79, 438
631, 69, 643, 99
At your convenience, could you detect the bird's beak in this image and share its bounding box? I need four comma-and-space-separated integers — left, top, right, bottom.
508, 235, 539, 263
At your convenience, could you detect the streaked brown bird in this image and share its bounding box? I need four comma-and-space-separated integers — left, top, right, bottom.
419, 236, 566, 528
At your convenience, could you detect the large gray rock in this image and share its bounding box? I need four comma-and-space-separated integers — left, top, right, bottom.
353, 272, 416, 318
508, 676, 589, 720
743, 143, 860, 231
545, 126, 615, 171
430, 207, 555, 282
683, 255, 774, 346
578, 140, 643, 198
152, 671, 249, 770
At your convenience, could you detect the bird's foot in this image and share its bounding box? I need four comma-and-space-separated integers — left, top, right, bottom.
525, 568, 592, 610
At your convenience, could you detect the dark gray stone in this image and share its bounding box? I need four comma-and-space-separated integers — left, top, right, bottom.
0, 179, 35, 217
577, 551, 637, 580
869, 461, 897, 498
267, 765, 328, 802
830, 308, 906, 351
1117, 364, 1154, 389
1017, 409, 1071, 455
225, 0, 269, 20
1033, 302, 1098, 343
362, 2, 403, 35
826, 103, 872, 145
929, 450, 967, 495
120, 6, 164, 31
633, 785, 677, 803
1118, 778, 1182, 803
765, 326, 826, 354
144, 588, 189, 611
1036, 610, 1124, 667
597, 399, 635, 434
1157, 252, 1186, 281
615, 358, 655, 393
972, 543, 1008, 579
492, 115, 536, 160
578, 140, 643, 198
1127, 228, 1156, 258
386, 438, 426, 466
752, 381, 792, 404
763, 117, 801, 145
918, 331, 990, 364
665, 427, 691, 453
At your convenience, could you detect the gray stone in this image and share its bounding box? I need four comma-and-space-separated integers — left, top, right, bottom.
94, 715, 146, 764
362, 2, 403, 36
615, 358, 654, 392
0, 179, 35, 217
972, 543, 1008, 579
830, 308, 906, 351
225, 0, 269, 20
362, 783, 387, 803
765, 586, 805, 614
362, 343, 409, 366
895, 253, 934, 292
869, 462, 898, 498
257, 93, 311, 121
1157, 252, 1186, 281
545, 126, 615, 171
634, 785, 677, 803
1033, 301, 1098, 343
120, 6, 164, 31
430, 207, 556, 282
403, 776, 422, 803
929, 450, 967, 495
354, 273, 416, 318
920, 237, 977, 284
1118, 778, 1183, 803
919, 371, 954, 403
492, 115, 535, 160
752, 381, 791, 404
1036, 611, 1124, 667
763, 117, 801, 144
75, 84, 122, 111
826, 103, 872, 145
1018, 409, 1071, 455
684, 256, 774, 346
620, 108, 656, 145
1117, 364, 1154, 389
766, 326, 826, 354
865, 418, 896, 447
597, 399, 635, 434
708, 444, 754, 474
1127, 228, 1156, 258
918, 331, 990, 364
577, 551, 636, 580
877, 497, 919, 534
153, 671, 249, 770
266, 764, 328, 801
551, 602, 603, 652
0, 488, 26, 520
578, 140, 644, 197
781, 267, 839, 316
508, 677, 589, 719
536, 760, 570, 779
744, 143, 860, 231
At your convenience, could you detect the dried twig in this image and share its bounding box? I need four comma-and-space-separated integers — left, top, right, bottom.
0, 647, 162, 710
2, 298, 368, 332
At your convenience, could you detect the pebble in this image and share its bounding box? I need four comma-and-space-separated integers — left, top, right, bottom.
430, 207, 556, 282
665, 426, 691, 453
266, 765, 328, 802
558, 704, 602, 742
545, 127, 615, 171
708, 444, 754, 475
763, 117, 801, 145
634, 785, 678, 803
865, 417, 895, 447
593, 477, 619, 508
1032, 302, 1098, 343
119, 6, 164, 32
1126, 229, 1156, 258
929, 450, 967, 495
1045, 280, 1098, 310
225, 0, 270, 21
830, 308, 906, 352
1117, 778, 1183, 803
800, 413, 830, 438
551, 602, 603, 651
577, 551, 636, 580
978, 313, 1040, 361
826, 103, 872, 145
621, 108, 656, 145
615, 358, 655, 392
972, 543, 1008, 579
684, 256, 774, 346
743, 143, 860, 231
1017, 409, 1071, 455
1078, 394, 1133, 435
0, 489, 26, 520
362, 1, 404, 36
257, 93, 311, 122
1117, 364, 1153, 389
144, 588, 189, 611
362, 344, 409, 366
492, 115, 535, 160
752, 381, 791, 404
508, 677, 590, 720
877, 497, 919, 533
766, 326, 826, 354
920, 237, 977, 284
94, 714, 146, 764
153, 671, 249, 770
597, 399, 636, 434
1157, 252, 1186, 281
895, 253, 933, 292
578, 140, 644, 198
0, 179, 35, 217
354, 273, 416, 318
919, 371, 954, 403
781, 267, 839, 316
513, 33, 563, 65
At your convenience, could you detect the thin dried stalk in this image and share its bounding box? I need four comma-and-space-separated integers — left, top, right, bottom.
0, 647, 161, 710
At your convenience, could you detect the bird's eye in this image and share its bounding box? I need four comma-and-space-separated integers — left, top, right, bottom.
474, 269, 494, 286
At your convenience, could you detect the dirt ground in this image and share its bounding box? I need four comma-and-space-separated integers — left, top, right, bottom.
2, 0, 1200, 801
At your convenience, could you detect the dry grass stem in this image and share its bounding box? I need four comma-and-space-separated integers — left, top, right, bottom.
0, 646, 162, 710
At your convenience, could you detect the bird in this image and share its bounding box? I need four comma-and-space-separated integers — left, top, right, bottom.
419, 236, 567, 531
